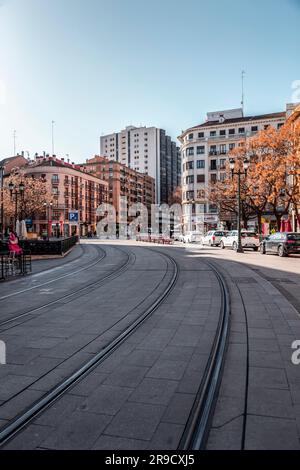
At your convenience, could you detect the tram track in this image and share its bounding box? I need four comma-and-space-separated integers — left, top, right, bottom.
0, 249, 179, 448
178, 258, 231, 450
0, 246, 133, 332
0, 244, 106, 301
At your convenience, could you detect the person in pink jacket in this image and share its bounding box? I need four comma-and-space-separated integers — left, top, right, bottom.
8, 231, 23, 255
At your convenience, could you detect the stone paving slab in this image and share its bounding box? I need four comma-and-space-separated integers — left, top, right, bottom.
206, 254, 300, 450
1, 244, 221, 449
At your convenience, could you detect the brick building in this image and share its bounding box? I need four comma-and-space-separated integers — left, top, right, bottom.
24, 156, 108, 237
81, 156, 155, 231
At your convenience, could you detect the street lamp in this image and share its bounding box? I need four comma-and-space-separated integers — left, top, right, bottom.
9, 181, 25, 229
43, 202, 53, 240
229, 158, 250, 253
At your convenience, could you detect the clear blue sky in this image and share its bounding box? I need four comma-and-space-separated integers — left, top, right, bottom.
0, 0, 300, 162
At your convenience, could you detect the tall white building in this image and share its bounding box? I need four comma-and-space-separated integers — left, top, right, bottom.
100, 126, 181, 204
179, 105, 296, 233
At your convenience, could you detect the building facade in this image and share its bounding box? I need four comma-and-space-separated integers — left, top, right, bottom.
100, 126, 181, 205
288, 103, 300, 232
81, 156, 155, 231
24, 156, 108, 237
179, 106, 295, 233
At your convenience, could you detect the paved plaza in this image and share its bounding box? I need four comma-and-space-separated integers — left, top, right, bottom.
0, 241, 299, 449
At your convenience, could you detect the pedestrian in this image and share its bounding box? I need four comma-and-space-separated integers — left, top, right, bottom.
8, 230, 23, 255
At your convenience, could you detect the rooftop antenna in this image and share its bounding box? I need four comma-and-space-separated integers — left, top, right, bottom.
241, 70, 245, 116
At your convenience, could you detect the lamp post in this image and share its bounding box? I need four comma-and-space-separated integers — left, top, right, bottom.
229, 158, 250, 253
8, 181, 25, 230
43, 202, 53, 240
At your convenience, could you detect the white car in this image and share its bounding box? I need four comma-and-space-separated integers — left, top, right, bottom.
183, 231, 203, 244
219, 230, 260, 251
201, 230, 228, 247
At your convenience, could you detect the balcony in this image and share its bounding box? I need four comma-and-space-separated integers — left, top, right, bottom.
51, 178, 59, 185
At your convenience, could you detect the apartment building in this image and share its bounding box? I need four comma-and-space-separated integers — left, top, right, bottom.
179, 105, 295, 232
100, 126, 181, 205
24, 156, 108, 237
81, 156, 155, 231
288, 103, 300, 232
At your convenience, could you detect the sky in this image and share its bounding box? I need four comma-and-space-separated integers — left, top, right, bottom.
0, 0, 300, 163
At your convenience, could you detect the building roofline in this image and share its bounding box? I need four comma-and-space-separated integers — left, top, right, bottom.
178, 111, 286, 140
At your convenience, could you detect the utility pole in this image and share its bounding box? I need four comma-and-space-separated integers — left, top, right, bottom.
241, 70, 245, 116
52, 121, 55, 155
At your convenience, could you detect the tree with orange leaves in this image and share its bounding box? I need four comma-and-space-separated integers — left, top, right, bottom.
2, 168, 53, 225
208, 120, 300, 232
249, 123, 296, 230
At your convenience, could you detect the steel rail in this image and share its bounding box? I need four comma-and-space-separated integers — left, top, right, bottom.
0, 245, 106, 301
178, 258, 231, 450
0, 246, 133, 331
0, 250, 179, 447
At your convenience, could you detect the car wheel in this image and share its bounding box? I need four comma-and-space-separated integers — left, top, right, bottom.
220, 241, 225, 249
278, 245, 287, 257
232, 241, 238, 251
253, 247, 258, 252
260, 244, 266, 254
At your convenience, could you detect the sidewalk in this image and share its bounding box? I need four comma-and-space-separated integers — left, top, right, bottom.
204, 255, 300, 450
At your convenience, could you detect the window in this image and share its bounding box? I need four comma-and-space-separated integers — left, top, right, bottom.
219, 159, 226, 169
186, 191, 194, 200
238, 127, 245, 134
198, 132, 204, 138
186, 161, 194, 170
210, 131, 216, 137
220, 130, 226, 136
220, 144, 226, 154
228, 129, 235, 135
197, 174, 205, 183
197, 189, 205, 199
186, 175, 194, 184
209, 204, 218, 213
209, 146, 217, 155
210, 174, 217, 183
220, 172, 226, 181
197, 146, 205, 154
210, 160, 217, 170
187, 147, 194, 156
197, 160, 205, 169
277, 123, 284, 129
229, 143, 235, 151
52, 174, 59, 182
251, 126, 258, 132
188, 133, 194, 140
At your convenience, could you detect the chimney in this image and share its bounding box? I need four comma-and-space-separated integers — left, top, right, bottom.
61, 157, 64, 162
43, 151, 46, 157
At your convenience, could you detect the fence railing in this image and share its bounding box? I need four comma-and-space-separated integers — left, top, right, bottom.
19, 236, 79, 256
0, 251, 32, 281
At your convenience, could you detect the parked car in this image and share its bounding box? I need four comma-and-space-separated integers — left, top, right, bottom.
260, 232, 300, 257
201, 230, 228, 247
220, 230, 260, 251
182, 231, 203, 244
172, 231, 183, 241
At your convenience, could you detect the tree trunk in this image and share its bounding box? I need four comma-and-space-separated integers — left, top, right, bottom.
257, 212, 262, 234
275, 213, 281, 231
